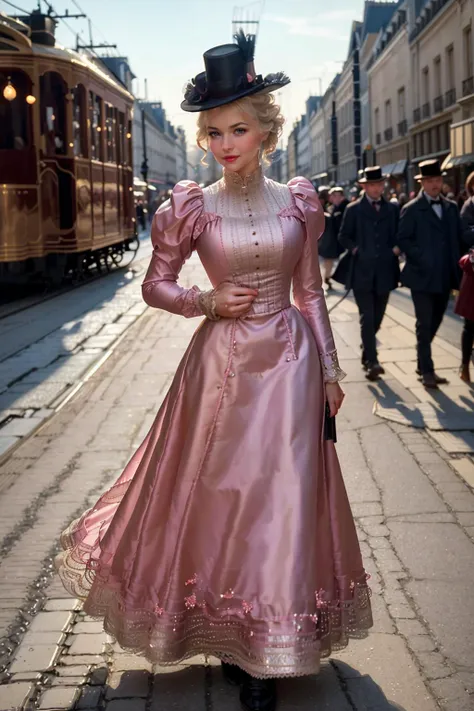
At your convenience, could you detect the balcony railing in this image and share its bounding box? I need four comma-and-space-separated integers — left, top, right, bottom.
376, 132, 381, 145
384, 127, 393, 142
444, 88, 456, 107
413, 107, 421, 123
422, 102, 431, 119
398, 119, 408, 136
463, 76, 474, 98
433, 95, 444, 113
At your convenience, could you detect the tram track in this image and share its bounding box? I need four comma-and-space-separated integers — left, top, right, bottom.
0, 237, 150, 324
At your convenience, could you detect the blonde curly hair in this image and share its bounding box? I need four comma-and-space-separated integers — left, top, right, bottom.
196, 93, 285, 166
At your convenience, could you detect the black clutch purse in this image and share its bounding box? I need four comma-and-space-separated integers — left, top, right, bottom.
324, 401, 337, 442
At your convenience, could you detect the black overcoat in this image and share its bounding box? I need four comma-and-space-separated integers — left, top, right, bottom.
396, 192, 462, 292
335, 195, 400, 293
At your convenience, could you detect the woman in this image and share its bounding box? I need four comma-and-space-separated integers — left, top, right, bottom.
455, 249, 474, 383
461, 172, 474, 250
56, 34, 372, 711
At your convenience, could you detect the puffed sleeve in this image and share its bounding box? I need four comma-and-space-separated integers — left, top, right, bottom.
288, 177, 346, 383
141, 181, 205, 318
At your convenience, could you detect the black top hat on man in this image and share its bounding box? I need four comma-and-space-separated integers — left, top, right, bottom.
358, 166, 388, 184
181, 30, 290, 112
414, 159, 444, 181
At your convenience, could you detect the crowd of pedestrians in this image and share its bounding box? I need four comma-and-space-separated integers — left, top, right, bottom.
318, 161, 474, 387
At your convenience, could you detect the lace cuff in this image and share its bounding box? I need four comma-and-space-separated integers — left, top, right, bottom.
198, 289, 221, 321
321, 349, 346, 383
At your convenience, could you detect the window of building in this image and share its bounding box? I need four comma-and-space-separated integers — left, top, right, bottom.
384, 99, 392, 129
422, 67, 430, 105
434, 56, 442, 97
446, 45, 455, 89
398, 87, 406, 121
0, 69, 31, 150
464, 25, 473, 79
374, 107, 380, 135
72, 83, 87, 158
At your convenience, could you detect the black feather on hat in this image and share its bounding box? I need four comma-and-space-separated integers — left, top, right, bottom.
181, 32, 290, 112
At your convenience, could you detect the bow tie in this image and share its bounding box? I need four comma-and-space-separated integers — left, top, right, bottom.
429, 199, 441, 206
371, 200, 382, 207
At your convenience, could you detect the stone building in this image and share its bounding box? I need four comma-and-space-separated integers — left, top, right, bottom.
335, 2, 398, 186
367, 2, 411, 191
132, 101, 179, 191
407, 0, 460, 184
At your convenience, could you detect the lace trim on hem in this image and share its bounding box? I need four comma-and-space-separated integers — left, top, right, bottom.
56, 549, 373, 678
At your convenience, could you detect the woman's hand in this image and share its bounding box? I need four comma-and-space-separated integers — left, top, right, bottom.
214, 282, 258, 319
325, 381, 345, 417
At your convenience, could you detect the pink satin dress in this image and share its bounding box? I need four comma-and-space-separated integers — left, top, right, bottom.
57, 170, 372, 679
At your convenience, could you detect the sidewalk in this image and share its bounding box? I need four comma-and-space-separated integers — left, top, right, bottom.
0, 256, 472, 711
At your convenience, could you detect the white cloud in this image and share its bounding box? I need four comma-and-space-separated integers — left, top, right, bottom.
264, 14, 347, 40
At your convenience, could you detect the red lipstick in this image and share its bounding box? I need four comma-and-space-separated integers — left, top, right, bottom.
223, 156, 239, 163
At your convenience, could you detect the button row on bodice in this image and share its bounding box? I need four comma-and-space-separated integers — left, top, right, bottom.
243, 186, 260, 271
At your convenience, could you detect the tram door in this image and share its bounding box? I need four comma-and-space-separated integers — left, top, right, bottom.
39, 72, 76, 256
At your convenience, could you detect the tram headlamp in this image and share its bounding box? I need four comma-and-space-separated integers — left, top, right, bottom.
3, 78, 16, 102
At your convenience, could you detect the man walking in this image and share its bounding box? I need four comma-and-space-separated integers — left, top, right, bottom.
337, 166, 400, 381
396, 159, 462, 389
319, 187, 348, 290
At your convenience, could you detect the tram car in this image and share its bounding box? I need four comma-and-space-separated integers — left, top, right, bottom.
0, 11, 137, 286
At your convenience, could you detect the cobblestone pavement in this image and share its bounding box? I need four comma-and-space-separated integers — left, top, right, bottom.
0, 254, 473, 711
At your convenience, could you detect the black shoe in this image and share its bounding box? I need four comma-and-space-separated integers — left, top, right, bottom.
240, 676, 277, 711
365, 362, 383, 381
222, 661, 244, 686
421, 373, 439, 389
417, 371, 448, 385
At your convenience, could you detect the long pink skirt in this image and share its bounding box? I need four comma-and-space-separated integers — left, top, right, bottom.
57, 306, 372, 678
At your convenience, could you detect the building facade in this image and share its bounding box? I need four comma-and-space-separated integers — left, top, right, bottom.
132, 101, 178, 191
368, 3, 411, 191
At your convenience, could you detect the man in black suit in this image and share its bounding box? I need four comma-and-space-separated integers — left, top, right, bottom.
337, 166, 400, 381
319, 187, 349, 290
396, 159, 462, 389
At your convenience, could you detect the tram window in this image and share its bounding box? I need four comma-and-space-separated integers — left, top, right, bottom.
117, 111, 125, 165
89, 91, 104, 161
0, 70, 31, 150
105, 103, 116, 163
40, 71, 67, 156
72, 84, 87, 158
127, 118, 132, 166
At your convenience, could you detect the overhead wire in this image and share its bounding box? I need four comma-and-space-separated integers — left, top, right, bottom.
0, 0, 30, 14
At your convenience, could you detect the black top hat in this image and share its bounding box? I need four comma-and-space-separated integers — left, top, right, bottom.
358, 166, 388, 184
181, 30, 290, 112
414, 159, 444, 181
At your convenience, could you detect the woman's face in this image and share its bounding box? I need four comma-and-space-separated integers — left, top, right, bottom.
205, 103, 267, 175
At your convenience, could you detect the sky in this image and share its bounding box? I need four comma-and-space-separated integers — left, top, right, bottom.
2, 0, 366, 146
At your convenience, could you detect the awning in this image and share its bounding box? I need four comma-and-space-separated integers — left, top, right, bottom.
391, 159, 407, 175
452, 153, 474, 167
382, 163, 395, 175
441, 153, 453, 171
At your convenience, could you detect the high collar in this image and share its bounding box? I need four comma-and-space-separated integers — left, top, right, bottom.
223, 165, 264, 193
